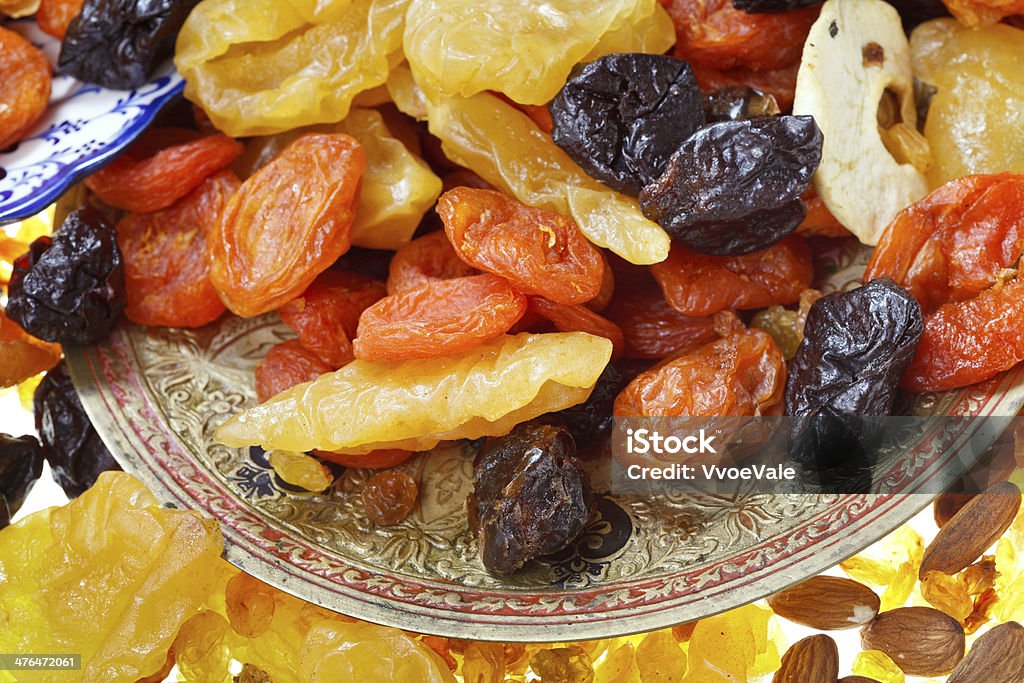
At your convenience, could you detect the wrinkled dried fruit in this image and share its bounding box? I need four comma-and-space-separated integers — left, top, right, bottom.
175, 0, 408, 137
6, 208, 125, 346
786, 278, 925, 421
691, 60, 800, 111
224, 571, 276, 639
0, 434, 44, 518
603, 267, 720, 359
0, 472, 223, 682
901, 277, 1024, 392
469, 422, 591, 574
438, 188, 604, 305
217, 332, 613, 454
946, 621, 1024, 683
415, 87, 670, 265
33, 363, 120, 498
387, 230, 477, 296
0, 308, 61, 389
59, 0, 200, 89
703, 85, 780, 122
528, 297, 624, 361
860, 607, 965, 676
208, 134, 365, 318
278, 270, 386, 368
268, 450, 334, 493
920, 570, 973, 622
751, 288, 823, 359
362, 470, 418, 525
0, 27, 51, 150
865, 174, 1024, 315
687, 604, 777, 681
37, 0, 85, 38
615, 327, 785, 416
117, 169, 237, 328
254, 340, 333, 404
354, 274, 526, 361
174, 610, 231, 682
546, 362, 630, 450
635, 630, 686, 682
920, 481, 1021, 577
662, 0, 818, 70
773, 635, 839, 683
768, 576, 880, 630
85, 131, 243, 213
734, 0, 822, 12
639, 116, 822, 255
461, 642, 505, 683
852, 650, 904, 683
404, 0, 674, 106
652, 237, 812, 317
549, 53, 705, 195
530, 647, 594, 683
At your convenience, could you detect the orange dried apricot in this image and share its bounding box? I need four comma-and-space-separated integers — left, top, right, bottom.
277, 270, 386, 368
386, 231, 477, 296
651, 236, 813, 317
0, 27, 52, 150
254, 339, 333, 403
36, 0, 85, 39
85, 132, 243, 213
438, 187, 604, 305
207, 134, 365, 318
527, 296, 624, 360
354, 274, 527, 362
116, 170, 238, 328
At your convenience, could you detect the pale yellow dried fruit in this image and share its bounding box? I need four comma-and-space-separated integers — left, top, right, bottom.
216, 332, 612, 454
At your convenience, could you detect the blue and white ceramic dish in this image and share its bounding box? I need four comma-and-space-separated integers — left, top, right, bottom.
0, 19, 183, 224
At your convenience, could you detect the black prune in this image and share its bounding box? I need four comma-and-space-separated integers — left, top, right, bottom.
58, 0, 201, 90
885, 0, 950, 30
550, 53, 706, 196
33, 362, 121, 498
733, 0, 823, 12
786, 278, 924, 466
639, 116, 822, 256
703, 86, 781, 123
0, 496, 9, 531
6, 207, 125, 346
0, 434, 44, 517
546, 362, 633, 450
468, 422, 592, 575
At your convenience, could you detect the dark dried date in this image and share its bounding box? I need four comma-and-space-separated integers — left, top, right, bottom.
58, 0, 200, 89
468, 423, 592, 574
550, 53, 706, 196
6, 207, 125, 346
639, 116, 822, 255
0, 434, 44, 517
786, 279, 924, 466
34, 362, 121, 498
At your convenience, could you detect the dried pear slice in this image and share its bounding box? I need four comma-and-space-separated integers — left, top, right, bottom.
215, 332, 613, 455
793, 0, 929, 246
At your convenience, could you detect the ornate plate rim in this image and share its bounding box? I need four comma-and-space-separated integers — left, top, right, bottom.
66, 328, 1024, 642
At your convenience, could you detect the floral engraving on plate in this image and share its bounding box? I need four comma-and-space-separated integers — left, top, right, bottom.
65, 239, 1024, 640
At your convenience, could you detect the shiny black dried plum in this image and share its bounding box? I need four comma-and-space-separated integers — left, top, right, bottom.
468, 422, 592, 575
550, 53, 706, 196
33, 362, 120, 498
733, 0, 823, 12
546, 363, 632, 450
639, 116, 822, 256
6, 207, 125, 346
58, 0, 201, 89
0, 497, 9, 531
786, 279, 924, 466
0, 434, 44, 517
703, 86, 781, 123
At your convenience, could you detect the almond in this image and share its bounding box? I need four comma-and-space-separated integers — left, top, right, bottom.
946, 621, 1024, 683
933, 492, 975, 528
768, 576, 880, 630
921, 481, 1021, 578
773, 634, 839, 683
838, 677, 879, 683
860, 606, 965, 676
